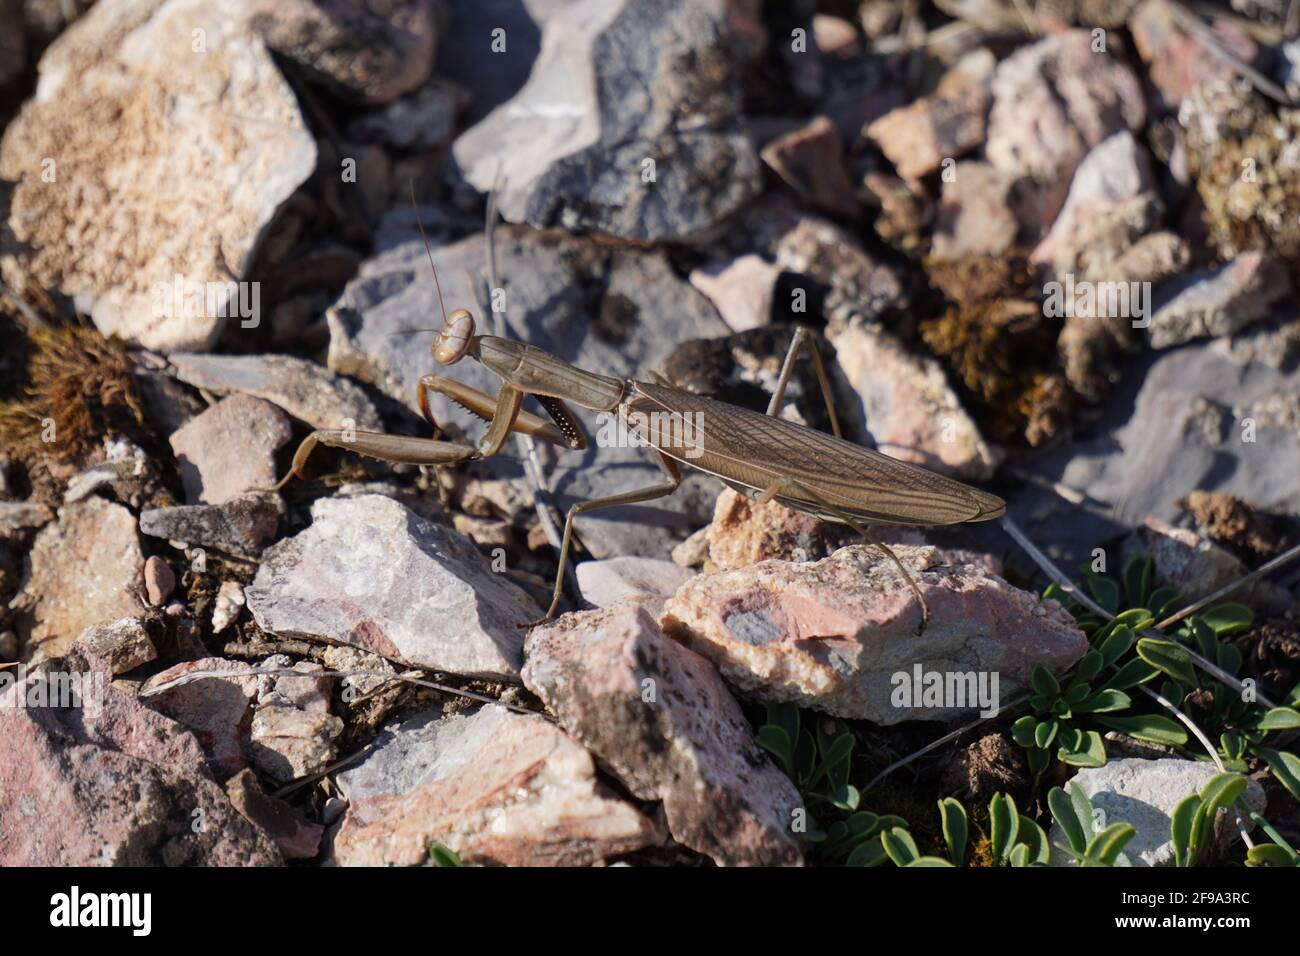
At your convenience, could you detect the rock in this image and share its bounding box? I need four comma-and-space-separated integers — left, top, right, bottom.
1147, 253, 1291, 349
333, 704, 660, 866
248, 661, 343, 783
141, 658, 260, 778
168, 353, 382, 432
139, 493, 283, 560
0, 500, 54, 540
225, 768, 323, 860
328, 218, 728, 559
865, 48, 994, 182
212, 581, 247, 634
703, 487, 850, 572
760, 116, 859, 218
143, 556, 176, 607
523, 604, 804, 866
1130, 0, 1257, 112
246, 495, 537, 679
931, 161, 1021, 261
1031, 131, 1163, 282
246, 0, 437, 104
772, 214, 908, 326
1049, 758, 1266, 866
827, 320, 999, 481
15, 497, 146, 665
168, 394, 292, 505
575, 557, 695, 615
0, 654, 281, 865
1178, 489, 1290, 561
671, 525, 711, 567
74, 618, 157, 675
432, 0, 547, 123
0, 630, 16, 661
452, 0, 761, 243
985, 29, 1145, 233
348, 78, 470, 150
0, 0, 316, 351
661, 544, 1089, 722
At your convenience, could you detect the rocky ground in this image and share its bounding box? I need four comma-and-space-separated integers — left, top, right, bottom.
0, 0, 1298, 867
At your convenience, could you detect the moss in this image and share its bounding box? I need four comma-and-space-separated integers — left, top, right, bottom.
0, 322, 144, 468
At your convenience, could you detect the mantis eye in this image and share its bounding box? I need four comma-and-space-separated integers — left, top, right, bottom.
433, 309, 475, 365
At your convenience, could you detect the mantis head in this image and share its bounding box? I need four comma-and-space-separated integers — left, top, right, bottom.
433, 308, 476, 365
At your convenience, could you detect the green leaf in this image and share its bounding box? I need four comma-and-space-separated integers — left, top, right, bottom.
1058, 730, 1107, 767
1136, 638, 1198, 687
845, 811, 881, 838
1069, 650, 1105, 687
1087, 574, 1121, 614
906, 856, 956, 867
1048, 786, 1086, 855
1026, 746, 1050, 775
1200, 772, 1248, 817
1098, 626, 1135, 669
1247, 844, 1298, 867
1258, 708, 1300, 732
1216, 641, 1242, 676
939, 797, 968, 867
989, 793, 1019, 863
1123, 557, 1153, 608
845, 835, 888, 867
1034, 719, 1059, 749
1257, 748, 1300, 802
755, 725, 793, 775
881, 827, 919, 867
1099, 657, 1160, 692
1018, 816, 1051, 865
1069, 784, 1096, 843
1030, 666, 1060, 699
1221, 732, 1245, 761
1170, 794, 1200, 868
828, 784, 861, 811
1011, 715, 1038, 748
1094, 713, 1188, 746
1007, 844, 1030, 867
1198, 603, 1254, 636
1086, 823, 1136, 866
1075, 688, 1131, 714
429, 843, 462, 867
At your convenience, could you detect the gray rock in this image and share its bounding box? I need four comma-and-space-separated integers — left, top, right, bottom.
327, 218, 729, 559
248, 661, 343, 783
245, 494, 537, 679
452, 0, 761, 243
0, 0, 316, 351
169, 394, 292, 505
333, 704, 661, 866
246, 0, 438, 104
661, 544, 1088, 722
168, 352, 382, 432
139, 493, 283, 560
575, 556, 696, 615
434, 0, 546, 124
0, 501, 54, 540
348, 78, 470, 150
523, 604, 805, 866
1148, 253, 1291, 348
73, 618, 157, 675
1048, 758, 1266, 867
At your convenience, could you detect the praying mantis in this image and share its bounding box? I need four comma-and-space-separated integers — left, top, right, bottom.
270, 217, 1006, 628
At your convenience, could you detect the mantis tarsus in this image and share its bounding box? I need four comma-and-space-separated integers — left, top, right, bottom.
271, 216, 1006, 628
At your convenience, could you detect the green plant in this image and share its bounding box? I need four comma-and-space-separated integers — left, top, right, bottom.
1047, 783, 1135, 866
939, 793, 1049, 867
1169, 772, 1248, 867
429, 843, 462, 867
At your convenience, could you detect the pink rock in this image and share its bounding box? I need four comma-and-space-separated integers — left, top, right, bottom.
74, 618, 157, 675
0, 652, 281, 865
141, 658, 260, 778
144, 554, 175, 606
688, 254, 778, 332
661, 545, 1088, 723
17, 496, 146, 665
931, 160, 1021, 261
333, 705, 660, 866
226, 768, 323, 860
1130, 0, 1257, 112
575, 557, 696, 617
523, 605, 804, 866
760, 115, 859, 218
866, 48, 994, 181
169, 394, 292, 505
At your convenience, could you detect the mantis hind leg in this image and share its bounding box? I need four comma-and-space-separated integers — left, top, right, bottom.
754, 476, 930, 629
767, 326, 843, 439
268, 429, 478, 492
526, 453, 682, 628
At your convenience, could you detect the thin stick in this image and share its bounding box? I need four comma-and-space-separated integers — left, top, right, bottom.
1155, 540, 1300, 631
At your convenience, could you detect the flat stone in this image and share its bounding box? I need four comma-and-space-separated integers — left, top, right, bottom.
0, 652, 281, 865
661, 544, 1089, 722
246, 495, 537, 679
575, 557, 696, 616
139, 493, 283, 560
246, 0, 437, 104
523, 604, 804, 866
688, 254, 779, 333
247, 660, 343, 783
168, 394, 292, 505
1048, 758, 1266, 866
760, 115, 859, 218
141, 658, 260, 778
828, 320, 999, 481
452, 0, 761, 243
225, 768, 323, 860
0, 0, 316, 351
333, 704, 661, 866
15, 496, 146, 665
73, 618, 157, 675
1147, 253, 1291, 349
168, 352, 382, 431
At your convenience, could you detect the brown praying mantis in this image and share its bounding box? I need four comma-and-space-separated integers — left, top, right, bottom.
270, 219, 1006, 628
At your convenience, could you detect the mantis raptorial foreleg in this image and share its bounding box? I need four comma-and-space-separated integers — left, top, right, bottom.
755, 475, 930, 626
416, 374, 578, 449
529, 452, 683, 626
766, 326, 843, 439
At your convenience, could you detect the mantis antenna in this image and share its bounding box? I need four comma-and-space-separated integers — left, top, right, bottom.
409, 180, 450, 328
